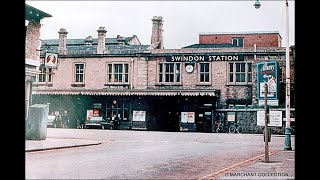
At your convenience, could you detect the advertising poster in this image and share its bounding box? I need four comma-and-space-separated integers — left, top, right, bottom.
181, 112, 188, 123
133, 111, 146, 122
257, 61, 280, 106
187, 112, 195, 123
86, 110, 94, 120
257, 110, 283, 127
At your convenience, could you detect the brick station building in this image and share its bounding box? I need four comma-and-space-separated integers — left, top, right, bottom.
32, 16, 295, 133
25, 4, 52, 119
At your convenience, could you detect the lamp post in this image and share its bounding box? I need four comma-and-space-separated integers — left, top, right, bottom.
254, 0, 292, 150
284, 0, 292, 151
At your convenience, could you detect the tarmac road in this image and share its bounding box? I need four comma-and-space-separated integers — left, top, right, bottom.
25, 128, 295, 179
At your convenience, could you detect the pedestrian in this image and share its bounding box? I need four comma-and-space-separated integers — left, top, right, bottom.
114, 114, 119, 130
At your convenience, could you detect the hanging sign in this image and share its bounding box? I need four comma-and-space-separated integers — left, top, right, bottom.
45, 52, 59, 68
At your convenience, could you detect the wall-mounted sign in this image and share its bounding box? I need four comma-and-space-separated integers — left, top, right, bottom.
181, 112, 195, 123
45, 52, 59, 68
227, 112, 236, 122
133, 111, 146, 122
167, 55, 244, 62
86, 110, 93, 120
93, 103, 102, 109
257, 110, 282, 127
257, 61, 280, 106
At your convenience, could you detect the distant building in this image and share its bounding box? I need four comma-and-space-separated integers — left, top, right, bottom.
33, 16, 295, 133
25, 4, 52, 118
198, 31, 282, 48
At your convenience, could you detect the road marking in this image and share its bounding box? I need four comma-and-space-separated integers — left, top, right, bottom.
197, 150, 279, 180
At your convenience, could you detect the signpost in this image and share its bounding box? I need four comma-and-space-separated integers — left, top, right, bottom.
263, 83, 269, 163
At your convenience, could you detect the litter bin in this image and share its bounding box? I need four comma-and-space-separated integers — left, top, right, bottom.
26, 104, 49, 140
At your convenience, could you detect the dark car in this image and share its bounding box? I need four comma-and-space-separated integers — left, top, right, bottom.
84, 116, 103, 129
100, 117, 116, 130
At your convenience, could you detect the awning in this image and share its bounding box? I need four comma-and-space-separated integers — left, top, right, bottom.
32, 89, 220, 97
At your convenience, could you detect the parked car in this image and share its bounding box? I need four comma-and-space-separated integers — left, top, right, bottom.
100, 118, 114, 130
84, 116, 103, 129
47, 115, 56, 128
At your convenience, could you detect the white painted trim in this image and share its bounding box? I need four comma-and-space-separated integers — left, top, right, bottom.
25, 58, 40, 67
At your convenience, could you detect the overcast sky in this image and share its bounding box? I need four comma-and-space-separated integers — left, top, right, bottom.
26, 1, 295, 49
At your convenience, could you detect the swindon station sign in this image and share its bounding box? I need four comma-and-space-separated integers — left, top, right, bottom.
167, 54, 244, 62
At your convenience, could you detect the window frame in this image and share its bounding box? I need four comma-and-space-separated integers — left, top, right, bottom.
73, 63, 85, 84
198, 62, 211, 84
106, 62, 130, 85
158, 62, 182, 85
37, 66, 53, 84
228, 62, 253, 85
232, 37, 244, 47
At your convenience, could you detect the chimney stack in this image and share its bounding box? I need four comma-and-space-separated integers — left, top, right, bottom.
84, 36, 93, 46
58, 28, 68, 55
97, 26, 107, 54
151, 16, 164, 49
117, 35, 125, 45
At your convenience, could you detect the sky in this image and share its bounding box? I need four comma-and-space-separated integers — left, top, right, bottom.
26, 1, 295, 49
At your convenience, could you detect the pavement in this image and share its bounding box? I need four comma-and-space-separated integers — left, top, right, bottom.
25, 137, 295, 180
25, 137, 101, 152
199, 149, 295, 180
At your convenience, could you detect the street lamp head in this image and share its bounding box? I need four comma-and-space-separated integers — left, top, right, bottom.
254, 0, 261, 9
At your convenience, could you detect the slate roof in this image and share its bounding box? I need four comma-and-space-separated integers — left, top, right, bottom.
40, 35, 150, 55
40, 43, 149, 56
42, 36, 137, 46
182, 43, 237, 49
25, 4, 52, 21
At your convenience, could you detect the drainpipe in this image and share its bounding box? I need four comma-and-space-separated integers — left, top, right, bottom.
131, 58, 134, 90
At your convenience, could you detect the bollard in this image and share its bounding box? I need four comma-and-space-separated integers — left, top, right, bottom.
26, 104, 49, 140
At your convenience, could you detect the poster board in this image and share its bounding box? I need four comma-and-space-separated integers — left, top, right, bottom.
133, 111, 146, 122
181, 112, 195, 123
257, 61, 280, 106
257, 110, 282, 127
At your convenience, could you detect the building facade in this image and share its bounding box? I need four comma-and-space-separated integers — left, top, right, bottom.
32, 16, 295, 133
25, 4, 52, 119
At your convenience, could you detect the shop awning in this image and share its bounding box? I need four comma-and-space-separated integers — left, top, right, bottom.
32, 89, 220, 97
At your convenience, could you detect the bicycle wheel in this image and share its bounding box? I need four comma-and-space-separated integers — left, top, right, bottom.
229, 125, 236, 133
236, 126, 242, 134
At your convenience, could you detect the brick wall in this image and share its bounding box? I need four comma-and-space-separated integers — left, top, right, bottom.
199, 33, 281, 48
25, 20, 41, 61
34, 47, 294, 109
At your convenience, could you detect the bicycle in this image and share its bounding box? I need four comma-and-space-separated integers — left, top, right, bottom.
228, 122, 242, 133
216, 122, 223, 133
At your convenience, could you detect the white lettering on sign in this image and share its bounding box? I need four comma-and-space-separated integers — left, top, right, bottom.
261, 64, 275, 72
257, 111, 282, 127
170, 55, 240, 62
